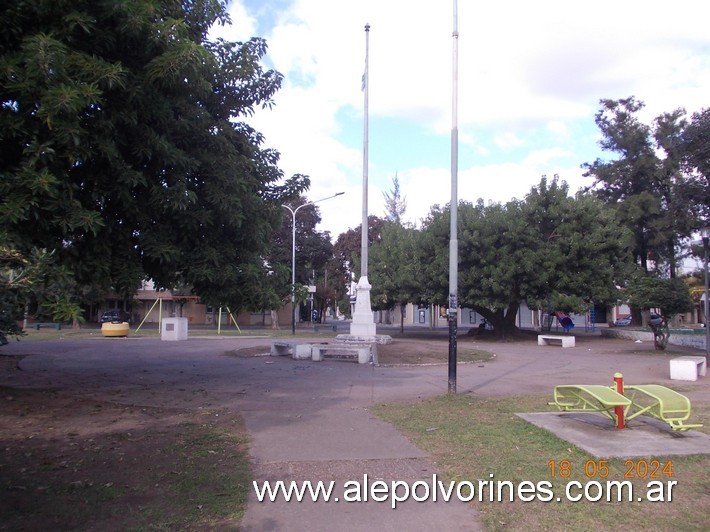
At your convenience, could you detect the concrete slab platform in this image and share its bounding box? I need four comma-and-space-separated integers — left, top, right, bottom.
518, 412, 709, 459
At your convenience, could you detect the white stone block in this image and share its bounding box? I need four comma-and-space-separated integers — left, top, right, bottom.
292, 343, 312, 360
161, 317, 188, 341
537, 335, 575, 348
670, 356, 707, 381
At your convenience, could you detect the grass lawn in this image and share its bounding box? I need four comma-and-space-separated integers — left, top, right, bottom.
373, 393, 710, 531
0, 377, 251, 530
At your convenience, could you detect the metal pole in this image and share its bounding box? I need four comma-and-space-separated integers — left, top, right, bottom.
703, 229, 709, 362
361, 23, 370, 279
448, 0, 459, 394
283, 192, 344, 336
290, 208, 296, 334
613, 373, 625, 430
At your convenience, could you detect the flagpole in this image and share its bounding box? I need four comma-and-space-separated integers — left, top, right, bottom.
349, 23, 377, 339
448, 0, 459, 394
361, 23, 370, 278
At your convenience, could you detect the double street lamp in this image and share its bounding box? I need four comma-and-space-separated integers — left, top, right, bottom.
282, 192, 344, 335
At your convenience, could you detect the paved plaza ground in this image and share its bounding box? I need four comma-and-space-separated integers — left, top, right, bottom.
1, 328, 708, 530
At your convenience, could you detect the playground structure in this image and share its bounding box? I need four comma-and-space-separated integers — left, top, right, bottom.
134, 297, 241, 335
555, 312, 574, 332
550, 373, 703, 432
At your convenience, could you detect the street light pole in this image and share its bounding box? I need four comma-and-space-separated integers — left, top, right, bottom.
448, 0, 459, 394
702, 227, 710, 362
282, 192, 344, 335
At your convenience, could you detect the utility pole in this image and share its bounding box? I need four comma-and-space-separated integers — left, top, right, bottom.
283, 192, 344, 335
448, 0, 459, 394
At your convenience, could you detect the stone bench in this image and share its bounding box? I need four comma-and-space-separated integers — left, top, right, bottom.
271, 341, 312, 360
669, 356, 707, 381
311, 344, 371, 364
538, 335, 575, 348
32, 322, 62, 330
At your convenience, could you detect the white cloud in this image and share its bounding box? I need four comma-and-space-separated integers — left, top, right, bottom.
208, 1, 256, 42
216, 0, 710, 237
494, 132, 526, 150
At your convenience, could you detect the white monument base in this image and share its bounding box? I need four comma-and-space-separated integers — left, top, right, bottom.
349, 276, 377, 338
161, 317, 188, 341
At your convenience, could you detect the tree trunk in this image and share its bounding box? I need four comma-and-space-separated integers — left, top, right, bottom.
270, 310, 280, 329
489, 303, 520, 339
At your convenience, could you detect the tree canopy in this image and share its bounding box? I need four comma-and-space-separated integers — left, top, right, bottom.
419, 177, 633, 336
0, 0, 308, 312
582, 97, 703, 276
679, 107, 710, 224
332, 215, 386, 282
369, 221, 421, 332
383, 174, 407, 224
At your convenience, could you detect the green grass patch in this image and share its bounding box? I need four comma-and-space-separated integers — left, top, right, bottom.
0, 398, 252, 531
136, 424, 252, 530
372, 394, 710, 531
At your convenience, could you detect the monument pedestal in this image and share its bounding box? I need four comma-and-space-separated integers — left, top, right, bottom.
349, 276, 376, 337
339, 276, 391, 345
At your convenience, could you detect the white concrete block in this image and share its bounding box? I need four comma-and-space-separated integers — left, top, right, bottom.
670, 356, 707, 381
161, 317, 188, 341
537, 335, 575, 348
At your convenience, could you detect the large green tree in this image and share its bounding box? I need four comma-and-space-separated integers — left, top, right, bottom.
679, 107, 710, 225
333, 216, 386, 278
331, 216, 386, 317
383, 174, 407, 224
626, 275, 694, 350
369, 221, 421, 332
0, 246, 56, 344
419, 177, 632, 337
582, 97, 696, 277
0, 0, 307, 312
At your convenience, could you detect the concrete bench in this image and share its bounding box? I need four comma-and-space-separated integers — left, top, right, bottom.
32, 322, 62, 331
311, 344, 371, 364
270, 341, 312, 360
314, 324, 337, 332
538, 335, 575, 348
669, 356, 707, 381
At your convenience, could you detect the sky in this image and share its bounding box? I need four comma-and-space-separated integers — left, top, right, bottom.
210, 0, 710, 239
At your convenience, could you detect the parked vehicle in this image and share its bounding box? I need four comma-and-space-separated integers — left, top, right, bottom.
614, 313, 662, 327
614, 315, 631, 327
100, 309, 131, 323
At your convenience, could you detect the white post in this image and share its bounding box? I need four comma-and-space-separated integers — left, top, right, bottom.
350, 23, 377, 338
